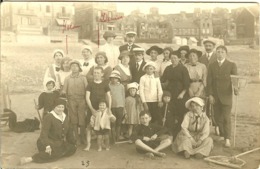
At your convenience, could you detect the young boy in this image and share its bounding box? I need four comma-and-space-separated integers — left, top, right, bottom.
158, 91, 178, 140
85, 66, 112, 151
131, 111, 172, 158
130, 47, 146, 83
139, 62, 163, 125
90, 100, 116, 151
109, 70, 125, 142
36, 78, 59, 118
62, 60, 88, 145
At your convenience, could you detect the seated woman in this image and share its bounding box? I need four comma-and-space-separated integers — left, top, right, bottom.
20, 98, 77, 165
172, 97, 213, 159
86, 51, 113, 84
185, 49, 207, 98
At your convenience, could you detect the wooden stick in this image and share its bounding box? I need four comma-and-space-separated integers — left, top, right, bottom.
34, 99, 42, 124
233, 94, 238, 147
162, 103, 168, 127
235, 147, 260, 158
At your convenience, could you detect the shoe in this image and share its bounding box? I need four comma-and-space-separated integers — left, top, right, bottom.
106, 148, 110, 151
194, 153, 204, 159
183, 151, 190, 159
97, 147, 102, 152
225, 139, 231, 147
20, 157, 31, 165
128, 140, 133, 144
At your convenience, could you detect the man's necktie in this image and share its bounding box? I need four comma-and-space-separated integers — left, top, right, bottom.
192, 115, 200, 132
218, 61, 222, 67
207, 53, 210, 60
55, 67, 60, 71
128, 45, 132, 51
136, 63, 139, 70
83, 62, 89, 67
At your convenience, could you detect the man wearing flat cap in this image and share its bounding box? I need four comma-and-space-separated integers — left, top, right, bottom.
119, 31, 140, 65
100, 31, 120, 68
199, 38, 217, 67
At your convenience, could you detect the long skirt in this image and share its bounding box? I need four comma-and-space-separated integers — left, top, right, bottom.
32, 139, 77, 163
172, 130, 213, 156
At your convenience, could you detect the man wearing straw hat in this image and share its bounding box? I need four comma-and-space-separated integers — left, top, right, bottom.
199, 38, 217, 67
207, 45, 239, 147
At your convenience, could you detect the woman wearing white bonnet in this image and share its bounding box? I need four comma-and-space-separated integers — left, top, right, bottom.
79, 45, 95, 76
172, 97, 213, 159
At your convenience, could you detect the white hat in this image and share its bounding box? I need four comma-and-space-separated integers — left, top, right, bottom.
185, 97, 205, 109
133, 47, 145, 53
203, 38, 216, 45
142, 61, 157, 71
109, 70, 121, 79
52, 49, 65, 58
81, 45, 93, 54
127, 82, 139, 90
126, 31, 137, 36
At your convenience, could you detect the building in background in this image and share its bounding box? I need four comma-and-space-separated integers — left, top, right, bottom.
74, 2, 124, 45
1, 2, 77, 43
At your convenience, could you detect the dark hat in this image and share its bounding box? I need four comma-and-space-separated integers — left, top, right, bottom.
146, 45, 163, 55
53, 98, 67, 108
177, 45, 190, 53
95, 51, 108, 64
203, 39, 216, 46
70, 60, 83, 72
171, 50, 179, 57
103, 31, 116, 40
162, 91, 172, 98
126, 31, 137, 37
163, 47, 174, 54
188, 49, 203, 58
118, 50, 130, 60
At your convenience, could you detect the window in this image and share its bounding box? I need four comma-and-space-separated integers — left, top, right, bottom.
46, 5, 50, 13
62, 7, 66, 14
202, 29, 205, 34
97, 10, 101, 18
206, 29, 210, 34
207, 23, 210, 28
108, 11, 112, 18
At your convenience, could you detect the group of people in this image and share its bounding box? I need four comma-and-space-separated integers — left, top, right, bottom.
20, 31, 239, 165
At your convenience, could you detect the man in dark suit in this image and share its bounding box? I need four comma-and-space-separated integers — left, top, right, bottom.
199, 39, 217, 67
130, 48, 146, 83
207, 45, 239, 147
119, 31, 140, 65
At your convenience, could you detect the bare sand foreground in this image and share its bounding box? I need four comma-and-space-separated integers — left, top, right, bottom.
1, 83, 259, 169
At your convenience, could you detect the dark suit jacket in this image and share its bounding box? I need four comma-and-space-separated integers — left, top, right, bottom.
130, 60, 146, 83
119, 43, 140, 64
207, 59, 237, 105
199, 52, 217, 68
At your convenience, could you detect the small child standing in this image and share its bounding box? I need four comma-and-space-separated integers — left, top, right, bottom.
109, 70, 125, 142
146, 46, 163, 77
125, 82, 143, 140
139, 62, 163, 125
158, 91, 178, 140
90, 100, 116, 151
36, 78, 59, 118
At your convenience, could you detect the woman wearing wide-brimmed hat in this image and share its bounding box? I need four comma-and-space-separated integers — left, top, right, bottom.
100, 31, 120, 68
146, 45, 163, 76
172, 97, 213, 159
177, 45, 190, 65
114, 50, 132, 89
185, 49, 207, 98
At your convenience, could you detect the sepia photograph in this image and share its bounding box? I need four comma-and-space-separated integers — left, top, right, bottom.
1, 1, 260, 169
